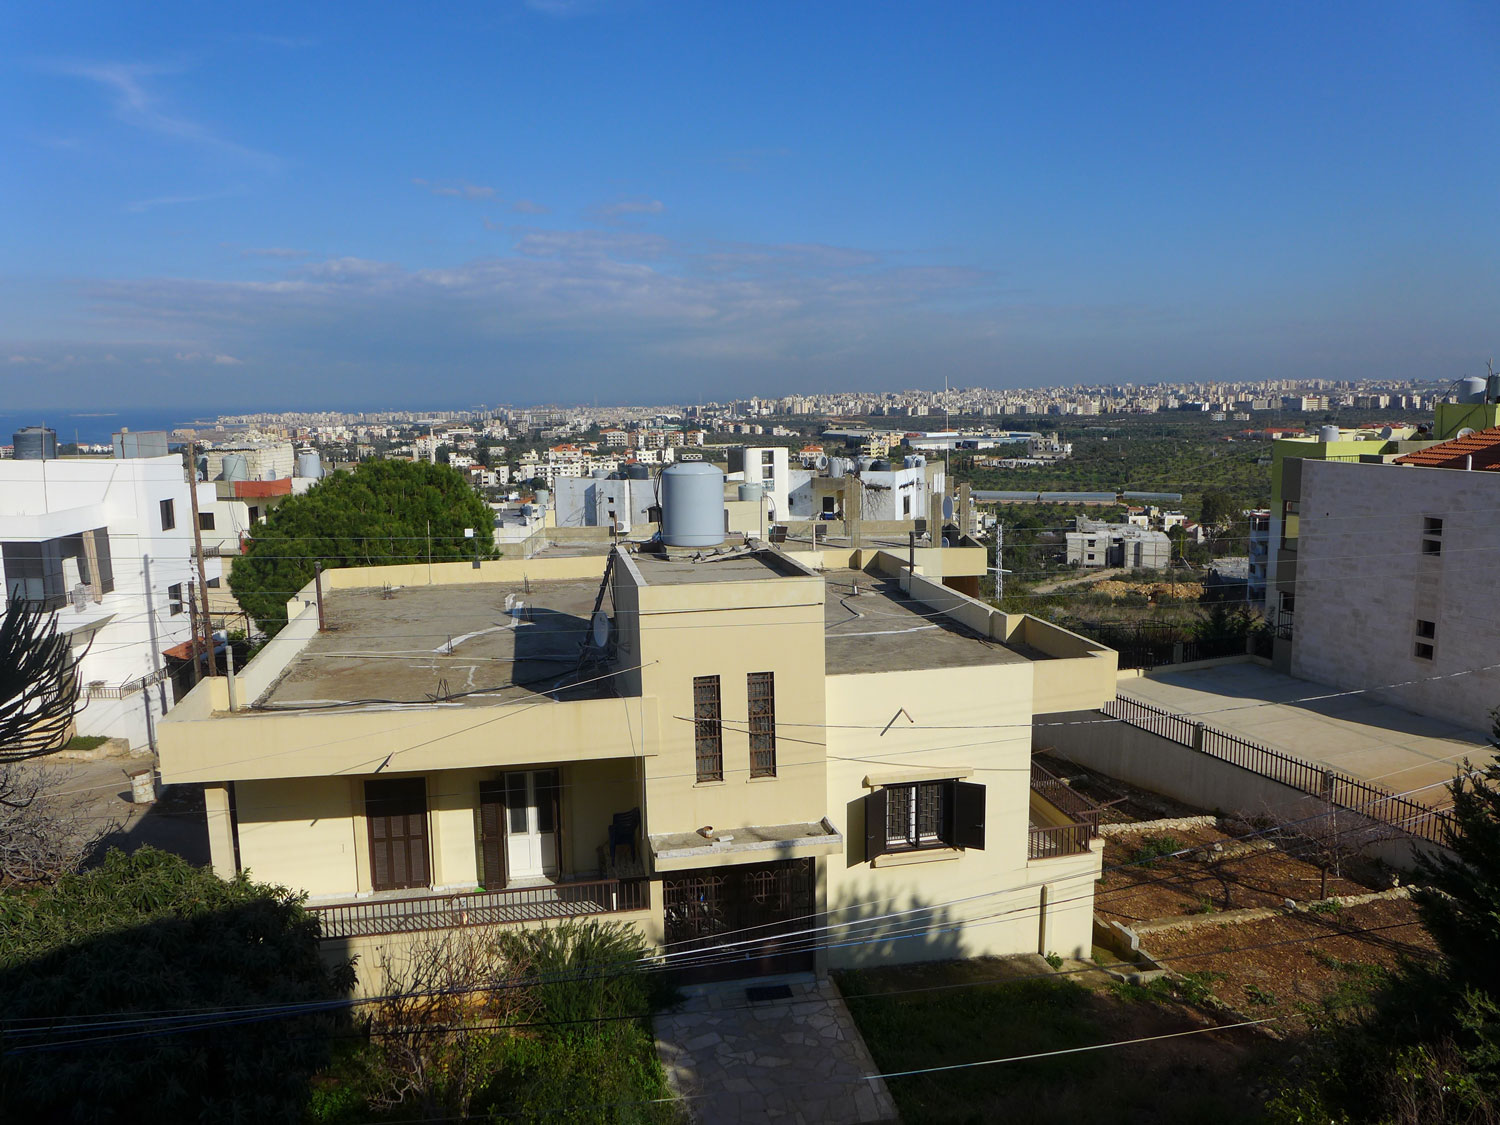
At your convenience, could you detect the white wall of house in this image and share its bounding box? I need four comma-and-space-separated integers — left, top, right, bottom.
0, 455, 222, 749
1293, 460, 1500, 735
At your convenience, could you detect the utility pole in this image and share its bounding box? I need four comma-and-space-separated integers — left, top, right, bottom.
186, 443, 218, 676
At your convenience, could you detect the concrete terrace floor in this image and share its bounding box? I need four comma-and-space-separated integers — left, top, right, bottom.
1117, 662, 1494, 807
655, 972, 898, 1125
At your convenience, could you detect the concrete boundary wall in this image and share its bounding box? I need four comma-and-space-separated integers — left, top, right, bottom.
1036, 709, 1443, 870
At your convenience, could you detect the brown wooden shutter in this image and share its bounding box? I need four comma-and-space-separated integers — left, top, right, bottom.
366, 778, 429, 891
864, 787, 888, 862
478, 780, 506, 889
951, 781, 986, 851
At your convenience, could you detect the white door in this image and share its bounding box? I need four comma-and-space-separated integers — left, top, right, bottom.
504, 770, 559, 882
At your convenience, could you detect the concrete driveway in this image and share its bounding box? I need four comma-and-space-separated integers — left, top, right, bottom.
655, 972, 898, 1124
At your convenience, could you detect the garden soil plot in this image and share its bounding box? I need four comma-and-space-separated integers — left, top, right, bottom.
1031, 751, 1208, 824
1146, 897, 1437, 1033
1095, 825, 1377, 926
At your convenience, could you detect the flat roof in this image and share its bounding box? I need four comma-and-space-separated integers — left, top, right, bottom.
821, 569, 1030, 675
258, 578, 615, 710
1118, 663, 1494, 808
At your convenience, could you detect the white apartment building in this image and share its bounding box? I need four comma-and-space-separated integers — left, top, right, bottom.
0, 446, 223, 750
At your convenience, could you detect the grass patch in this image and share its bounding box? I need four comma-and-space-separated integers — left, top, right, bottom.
1127, 834, 1184, 867
64, 734, 108, 752
836, 960, 1262, 1124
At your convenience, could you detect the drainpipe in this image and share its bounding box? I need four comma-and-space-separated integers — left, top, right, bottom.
314, 560, 326, 632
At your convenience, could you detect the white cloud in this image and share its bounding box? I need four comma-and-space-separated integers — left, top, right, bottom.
511, 198, 550, 215
52, 60, 278, 171
242, 247, 310, 259
174, 351, 243, 365
412, 177, 496, 200
593, 198, 665, 220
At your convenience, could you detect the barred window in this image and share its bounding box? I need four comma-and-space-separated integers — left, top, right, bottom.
747, 671, 776, 778
885, 781, 945, 849
868, 779, 986, 859
693, 675, 723, 782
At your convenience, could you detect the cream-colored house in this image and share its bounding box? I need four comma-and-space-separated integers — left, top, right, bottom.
158, 536, 1116, 989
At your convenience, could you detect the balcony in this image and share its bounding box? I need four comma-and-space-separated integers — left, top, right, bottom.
308, 876, 650, 941
1027, 759, 1105, 861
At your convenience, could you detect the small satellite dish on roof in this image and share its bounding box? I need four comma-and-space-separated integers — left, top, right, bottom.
1457, 428, 1476, 439
590, 610, 611, 649
942, 496, 955, 520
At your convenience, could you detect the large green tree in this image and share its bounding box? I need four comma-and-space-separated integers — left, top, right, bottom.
0, 848, 353, 1122
230, 460, 495, 635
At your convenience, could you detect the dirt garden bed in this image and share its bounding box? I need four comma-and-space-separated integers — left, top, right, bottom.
1144, 897, 1436, 1033
1095, 823, 1381, 926
1032, 751, 1208, 825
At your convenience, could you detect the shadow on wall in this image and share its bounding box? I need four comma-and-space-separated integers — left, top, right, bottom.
823, 882, 966, 968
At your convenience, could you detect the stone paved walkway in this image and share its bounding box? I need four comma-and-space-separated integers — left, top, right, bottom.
655, 973, 898, 1124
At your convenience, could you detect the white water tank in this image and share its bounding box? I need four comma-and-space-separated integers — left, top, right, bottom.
296, 451, 323, 479
738, 482, 764, 503
1318, 425, 1340, 444
1459, 376, 1488, 403
221, 453, 250, 482
661, 462, 725, 547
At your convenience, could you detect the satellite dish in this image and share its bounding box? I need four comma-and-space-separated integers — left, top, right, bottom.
942, 496, 955, 520
591, 610, 611, 649
1457, 428, 1476, 439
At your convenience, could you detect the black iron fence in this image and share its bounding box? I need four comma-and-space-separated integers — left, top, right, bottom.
1102, 697, 1453, 846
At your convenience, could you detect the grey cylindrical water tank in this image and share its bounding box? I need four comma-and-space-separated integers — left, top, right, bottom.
829, 458, 845, 479
857, 457, 874, 472
1318, 425, 1340, 443
626, 463, 650, 480
903, 455, 917, 469
535, 489, 550, 511
1459, 376, 1488, 404
661, 462, 725, 547
13, 426, 57, 461
296, 451, 323, 479
592, 468, 611, 479
738, 482, 764, 503
221, 453, 250, 482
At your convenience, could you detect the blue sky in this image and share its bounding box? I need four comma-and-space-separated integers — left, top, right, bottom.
2, 2, 1498, 410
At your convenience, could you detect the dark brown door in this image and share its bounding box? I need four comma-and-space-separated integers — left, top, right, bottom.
365, 778, 430, 891
478, 780, 507, 890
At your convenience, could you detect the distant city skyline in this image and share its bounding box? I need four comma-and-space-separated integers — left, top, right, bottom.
4, 2, 1498, 410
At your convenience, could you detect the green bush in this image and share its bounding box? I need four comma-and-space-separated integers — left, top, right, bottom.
1127, 834, 1184, 867
63, 734, 108, 751
0, 848, 352, 1123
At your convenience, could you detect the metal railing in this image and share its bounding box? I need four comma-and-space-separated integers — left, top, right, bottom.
1030, 759, 1105, 831
309, 877, 649, 940
1027, 822, 1094, 860
1102, 697, 1453, 846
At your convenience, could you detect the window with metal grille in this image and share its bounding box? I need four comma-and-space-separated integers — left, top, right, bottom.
693, 675, 723, 782
168, 583, 184, 615
747, 671, 776, 778
866, 779, 986, 859
883, 781, 946, 849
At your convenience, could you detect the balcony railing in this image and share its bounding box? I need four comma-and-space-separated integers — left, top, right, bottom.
308, 876, 649, 940
1029, 759, 1105, 860
1027, 822, 1094, 860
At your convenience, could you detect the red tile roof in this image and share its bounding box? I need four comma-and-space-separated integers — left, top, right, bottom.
1393, 426, 1500, 470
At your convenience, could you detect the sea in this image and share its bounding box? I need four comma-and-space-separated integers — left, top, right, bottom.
0, 408, 228, 447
